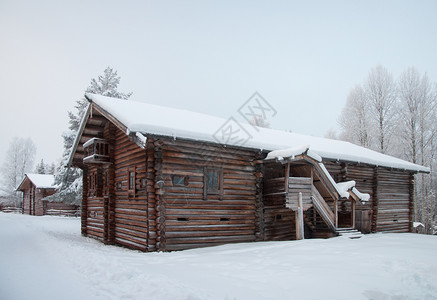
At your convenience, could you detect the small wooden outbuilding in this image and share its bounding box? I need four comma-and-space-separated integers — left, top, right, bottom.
17, 174, 79, 216
68, 93, 429, 251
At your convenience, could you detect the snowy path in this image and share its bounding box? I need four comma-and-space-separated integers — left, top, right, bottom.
1, 213, 437, 300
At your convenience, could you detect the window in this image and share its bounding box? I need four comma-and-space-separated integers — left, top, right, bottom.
103, 170, 109, 196
173, 175, 189, 186
88, 172, 97, 197
128, 168, 136, 199
129, 171, 135, 190
204, 167, 223, 199
207, 171, 219, 191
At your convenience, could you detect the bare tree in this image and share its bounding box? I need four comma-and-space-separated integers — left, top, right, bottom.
338, 84, 373, 148
0, 137, 36, 206
338, 66, 437, 233
324, 128, 338, 140
417, 74, 437, 232
248, 115, 271, 128
365, 65, 398, 154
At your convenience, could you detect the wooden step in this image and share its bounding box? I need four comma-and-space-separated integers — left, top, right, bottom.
336, 228, 363, 239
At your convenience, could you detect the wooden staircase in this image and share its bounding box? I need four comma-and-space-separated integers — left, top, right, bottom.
310, 186, 336, 232
294, 182, 363, 239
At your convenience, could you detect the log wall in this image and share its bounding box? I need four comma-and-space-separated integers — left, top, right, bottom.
85, 165, 105, 241
112, 126, 148, 251
22, 188, 31, 215
375, 169, 411, 233
263, 163, 296, 241
44, 202, 80, 216
22, 186, 56, 216
324, 161, 414, 233
160, 139, 258, 251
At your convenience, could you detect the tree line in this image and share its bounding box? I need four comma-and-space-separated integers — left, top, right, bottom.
336, 65, 436, 234
0, 67, 131, 207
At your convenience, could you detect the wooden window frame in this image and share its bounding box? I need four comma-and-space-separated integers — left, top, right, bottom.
172, 175, 189, 187
128, 167, 136, 198
203, 167, 223, 200
88, 172, 97, 197
103, 169, 109, 197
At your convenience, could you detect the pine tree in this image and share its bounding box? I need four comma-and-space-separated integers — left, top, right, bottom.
46, 67, 132, 204
47, 162, 56, 175
35, 159, 46, 174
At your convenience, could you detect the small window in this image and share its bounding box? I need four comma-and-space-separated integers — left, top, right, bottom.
106, 172, 109, 187
129, 171, 135, 190
88, 172, 96, 197
103, 170, 109, 196
204, 167, 223, 199
173, 175, 188, 186
207, 170, 219, 191
206, 169, 220, 193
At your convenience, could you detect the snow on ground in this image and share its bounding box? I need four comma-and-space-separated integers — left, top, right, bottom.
1, 213, 437, 300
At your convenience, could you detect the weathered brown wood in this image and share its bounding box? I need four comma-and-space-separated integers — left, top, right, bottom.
17, 176, 57, 217
71, 99, 421, 253
82, 166, 88, 235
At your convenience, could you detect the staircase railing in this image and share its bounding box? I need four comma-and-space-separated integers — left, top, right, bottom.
311, 186, 336, 232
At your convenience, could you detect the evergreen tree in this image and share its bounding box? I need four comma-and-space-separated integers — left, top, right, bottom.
35, 159, 46, 174
46, 67, 132, 204
47, 162, 56, 175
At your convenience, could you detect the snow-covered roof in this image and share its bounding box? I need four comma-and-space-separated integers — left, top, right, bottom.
17, 174, 57, 190
85, 93, 429, 173
413, 222, 425, 228
265, 145, 322, 162
266, 146, 370, 202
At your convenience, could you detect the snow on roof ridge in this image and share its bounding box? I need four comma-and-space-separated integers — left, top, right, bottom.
25, 173, 57, 189
265, 145, 323, 162
86, 93, 429, 173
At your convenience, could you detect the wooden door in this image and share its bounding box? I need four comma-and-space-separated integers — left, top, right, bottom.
356, 210, 371, 233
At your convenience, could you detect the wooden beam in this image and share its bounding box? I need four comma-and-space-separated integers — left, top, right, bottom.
296, 192, 304, 240
91, 103, 128, 134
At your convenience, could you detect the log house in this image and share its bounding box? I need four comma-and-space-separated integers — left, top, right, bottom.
69, 93, 429, 251
17, 174, 79, 216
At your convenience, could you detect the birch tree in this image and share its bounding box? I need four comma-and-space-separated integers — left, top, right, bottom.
338, 66, 437, 233
338, 84, 373, 148
365, 65, 398, 154
0, 137, 36, 206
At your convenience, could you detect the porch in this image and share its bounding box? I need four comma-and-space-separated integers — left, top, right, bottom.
263, 148, 370, 240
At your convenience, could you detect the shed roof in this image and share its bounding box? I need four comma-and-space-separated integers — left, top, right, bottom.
17, 174, 57, 191
81, 93, 429, 173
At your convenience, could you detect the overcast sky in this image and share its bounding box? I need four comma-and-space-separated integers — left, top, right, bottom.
1, 0, 436, 169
